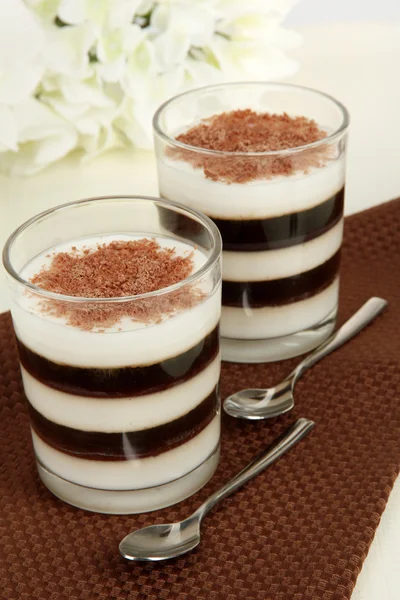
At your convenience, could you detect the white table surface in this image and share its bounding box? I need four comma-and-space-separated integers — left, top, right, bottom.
0, 22, 399, 600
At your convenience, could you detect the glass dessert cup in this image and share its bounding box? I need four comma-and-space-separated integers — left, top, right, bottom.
153, 82, 350, 363
3, 196, 222, 514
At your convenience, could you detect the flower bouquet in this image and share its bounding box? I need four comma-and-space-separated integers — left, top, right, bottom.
0, 0, 300, 176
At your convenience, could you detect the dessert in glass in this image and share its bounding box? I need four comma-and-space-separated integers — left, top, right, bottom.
153, 83, 349, 363
3, 196, 222, 514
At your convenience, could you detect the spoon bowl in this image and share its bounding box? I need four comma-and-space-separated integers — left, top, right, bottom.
224, 380, 294, 420
120, 418, 314, 562
224, 297, 387, 420
120, 521, 200, 561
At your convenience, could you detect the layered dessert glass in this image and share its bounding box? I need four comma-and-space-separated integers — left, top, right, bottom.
153, 83, 349, 362
3, 196, 222, 514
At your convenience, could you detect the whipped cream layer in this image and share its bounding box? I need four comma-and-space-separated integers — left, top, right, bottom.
158, 156, 345, 220
13, 235, 221, 367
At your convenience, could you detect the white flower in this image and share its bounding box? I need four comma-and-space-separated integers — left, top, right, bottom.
0, 107, 18, 153
96, 23, 145, 82
0, 0, 45, 71
43, 23, 97, 78
0, 0, 302, 176
57, 0, 147, 29
184, 57, 221, 87
0, 98, 77, 176
24, 0, 62, 21
0, 0, 45, 154
119, 40, 185, 147
58, 0, 114, 27
210, 35, 299, 82
151, 3, 216, 64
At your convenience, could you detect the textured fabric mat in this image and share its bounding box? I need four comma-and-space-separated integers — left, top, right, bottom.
1, 199, 400, 600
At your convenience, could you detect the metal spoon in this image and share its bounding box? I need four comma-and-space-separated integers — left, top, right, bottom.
119, 417, 314, 562
224, 297, 387, 420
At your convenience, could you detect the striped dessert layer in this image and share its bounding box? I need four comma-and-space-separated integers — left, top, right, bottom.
221, 279, 339, 340
221, 251, 340, 308
12, 288, 221, 369
21, 357, 220, 432
35, 444, 220, 512
222, 219, 343, 282
29, 386, 219, 460
32, 415, 221, 490
17, 326, 219, 398
213, 187, 344, 252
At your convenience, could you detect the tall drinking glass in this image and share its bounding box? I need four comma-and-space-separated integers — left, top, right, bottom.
3, 196, 222, 514
153, 83, 349, 363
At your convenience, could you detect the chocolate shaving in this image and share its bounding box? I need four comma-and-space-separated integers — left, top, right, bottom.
171, 109, 332, 183
30, 239, 204, 330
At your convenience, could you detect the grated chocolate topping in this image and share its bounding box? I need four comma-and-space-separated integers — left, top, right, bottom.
30, 239, 204, 330
171, 109, 330, 184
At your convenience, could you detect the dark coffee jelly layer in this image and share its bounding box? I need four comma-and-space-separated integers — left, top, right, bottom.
213, 187, 344, 252
29, 387, 219, 460
17, 326, 219, 398
222, 251, 340, 308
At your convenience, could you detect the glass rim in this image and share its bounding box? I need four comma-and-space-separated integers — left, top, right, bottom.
2, 195, 222, 304
153, 81, 350, 157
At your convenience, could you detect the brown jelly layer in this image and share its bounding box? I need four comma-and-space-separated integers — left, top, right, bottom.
29, 387, 218, 460
213, 187, 344, 252
222, 251, 340, 308
17, 326, 219, 398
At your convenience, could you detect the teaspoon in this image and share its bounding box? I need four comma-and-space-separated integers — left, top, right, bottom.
119, 417, 314, 561
224, 297, 387, 420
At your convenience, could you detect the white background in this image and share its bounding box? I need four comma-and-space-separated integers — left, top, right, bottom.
286, 0, 400, 24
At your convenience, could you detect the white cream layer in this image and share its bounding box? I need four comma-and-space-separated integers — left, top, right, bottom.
158, 156, 345, 220
12, 234, 220, 367
31, 413, 220, 490
13, 290, 220, 368
221, 278, 339, 339
222, 219, 343, 282
22, 355, 220, 432
37, 446, 220, 514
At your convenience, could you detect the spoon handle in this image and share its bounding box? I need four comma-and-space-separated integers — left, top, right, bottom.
291, 297, 387, 382
195, 418, 314, 521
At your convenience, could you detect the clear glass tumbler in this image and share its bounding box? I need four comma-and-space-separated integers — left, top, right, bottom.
153, 82, 349, 363
3, 196, 222, 514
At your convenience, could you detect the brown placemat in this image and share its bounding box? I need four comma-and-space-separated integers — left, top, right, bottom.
1, 200, 400, 600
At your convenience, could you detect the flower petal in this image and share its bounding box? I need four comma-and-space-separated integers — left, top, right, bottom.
80, 123, 123, 160
96, 23, 144, 64
43, 95, 89, 121
44, 23, 96, 77
0, 63, 44, 105
57, 0, 90, 25
25, 0, 62, 22
0, 105, 18, 151
183, 57, 220, 86
0, 99, 78, 176
108, 0, 144, 29
0, 0, 45, 71
59, 77, 115, 107
13, 97, 76, 142
96, 56, 126, 83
